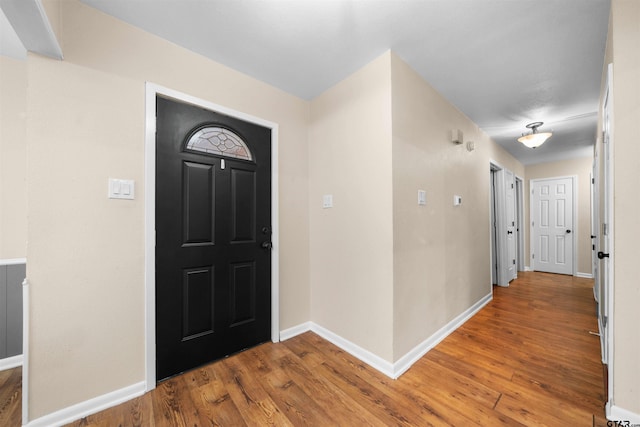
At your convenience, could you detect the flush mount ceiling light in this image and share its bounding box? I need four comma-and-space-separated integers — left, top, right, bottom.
517, 122, 552, 148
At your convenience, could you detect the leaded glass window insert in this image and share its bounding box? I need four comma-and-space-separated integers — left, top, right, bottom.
185, 126, 253, 161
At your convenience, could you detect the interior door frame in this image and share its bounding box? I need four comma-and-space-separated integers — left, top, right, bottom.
489, 161, 509, 287
515, 175, 525, 274
144, 82, 280, 391
529, 175, 577, 276
602, 62, 614, 414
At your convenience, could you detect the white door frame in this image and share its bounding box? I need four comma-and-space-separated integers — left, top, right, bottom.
602, 63, 614, 415
144, 82, 280, 391
490, 161, 509, 287
529, 175, 577, 275
515, 176, 525, 273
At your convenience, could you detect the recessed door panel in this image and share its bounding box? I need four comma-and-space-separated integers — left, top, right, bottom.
183, 162, 215, 246
556, 199, 566, 228
540, 236, 549, 262
540, 200, 549, 227
229, 261, 256, 326
231, 168, 256, 243
556, 237, 566, 264
182, 267, 214, 340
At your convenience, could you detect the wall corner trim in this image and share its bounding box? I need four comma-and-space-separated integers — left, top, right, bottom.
392, 292, 493, 378
0, 355, 22, 371
279, 322, 312, 341
280, 292, 492, 380
310, 323, 396, 378
607, 403, 640, 424
24, 381, 145, 427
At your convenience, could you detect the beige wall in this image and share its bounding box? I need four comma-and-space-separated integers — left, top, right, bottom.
27, 0, 310, 419
390, 54, 517, 358
525, 157, 594, 275
607, 0, 640, 415
309, 52, 394, 361
0, 56, 28, 259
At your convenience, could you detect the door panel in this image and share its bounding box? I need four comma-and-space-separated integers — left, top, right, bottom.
531, 177, 574, 275
182, 267, 214, 339
182, 162, 215, 245
229, 261, 256, 326
156, 96, 271, 381
230, 168, 256, 242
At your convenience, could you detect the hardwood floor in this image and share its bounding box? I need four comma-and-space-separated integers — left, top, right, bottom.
1, 272, 608, 426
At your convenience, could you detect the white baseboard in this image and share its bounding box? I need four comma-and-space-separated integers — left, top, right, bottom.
0, 354, 22, 371
279, 321, 312, 341
25, 381, 146, 427
575, 272, 594, 279
279, 293, 493, 380
524, 266, 533, 272
607, 403, 640, 424
392, 292, 493, 378
310, 322, 396, 378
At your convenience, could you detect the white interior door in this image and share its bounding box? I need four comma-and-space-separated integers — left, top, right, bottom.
599, 63, 613, 367
505, 170, 517, 281
491, 164, 516, 287
531, 177, 574, 275
591, 165, 599, 303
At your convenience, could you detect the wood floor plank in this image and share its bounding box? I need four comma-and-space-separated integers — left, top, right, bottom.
0, 368, 21, 427
214, 355, 294, 426
0, 271, 607, 427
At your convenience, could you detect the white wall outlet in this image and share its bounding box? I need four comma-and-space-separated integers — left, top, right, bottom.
322, 194, 333, 208
418, 190, 426, 206
109, 178, 135, 200
453, 195, 462, 206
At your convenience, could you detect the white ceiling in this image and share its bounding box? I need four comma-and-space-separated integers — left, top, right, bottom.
2, 0, 611, 165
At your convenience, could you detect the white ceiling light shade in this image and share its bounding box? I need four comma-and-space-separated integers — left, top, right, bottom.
517, 122, 552, 148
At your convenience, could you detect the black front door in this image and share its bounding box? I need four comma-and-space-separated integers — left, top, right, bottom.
155, 96, 272, 381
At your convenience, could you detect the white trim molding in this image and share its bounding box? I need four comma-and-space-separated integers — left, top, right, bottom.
280, 293, 492, 380
0, 257, 26, 266
0, 354, 22, 371
279, 322, 312, 341
607, 404, 640, 425
24, 382, 146, 427
392, 293, 492, 378
144, 82, 280, 391
575, 272, 594, 279
311, 322, 396, 378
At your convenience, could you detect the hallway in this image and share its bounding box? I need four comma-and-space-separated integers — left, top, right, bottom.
0, 272, 607, 426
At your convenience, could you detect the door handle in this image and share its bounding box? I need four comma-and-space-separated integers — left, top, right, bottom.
261, 241, 273, 250
566, 230, 572, 234
597, 251, 609, 259
507, 230, 513, 235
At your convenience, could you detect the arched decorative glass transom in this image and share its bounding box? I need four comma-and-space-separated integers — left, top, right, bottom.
185, 126, 253, 161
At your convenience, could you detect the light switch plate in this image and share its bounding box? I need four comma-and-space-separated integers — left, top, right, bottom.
322, 194, 333, 208
109, 178, 135, 200
453, 195, 462, 206
418, 190, 426, 206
